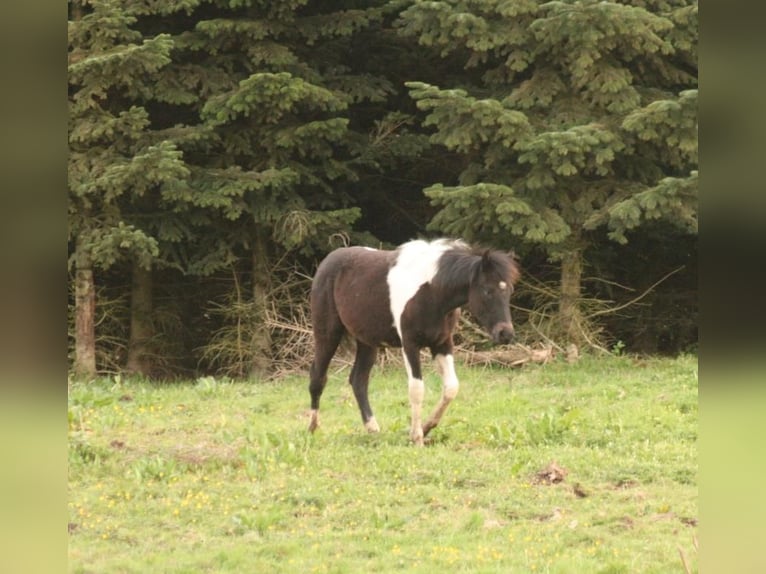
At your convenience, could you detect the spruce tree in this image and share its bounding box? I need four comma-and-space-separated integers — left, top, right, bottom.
398, 0, 697, 347
68, 0, 191, 376
159, 0, 395, 376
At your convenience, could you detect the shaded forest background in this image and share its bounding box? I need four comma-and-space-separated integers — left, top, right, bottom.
68, 0, 697, 380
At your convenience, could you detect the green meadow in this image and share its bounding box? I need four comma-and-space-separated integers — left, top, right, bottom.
68, 354, 697, 573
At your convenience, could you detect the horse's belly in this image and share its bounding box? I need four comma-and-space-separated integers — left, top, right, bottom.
338, 305, 400, 347
377, 327, 402, 348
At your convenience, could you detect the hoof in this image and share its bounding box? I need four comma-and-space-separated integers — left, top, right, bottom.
410, 429, 424, 446
364, 417, 380, 433
308, 410, 320, 433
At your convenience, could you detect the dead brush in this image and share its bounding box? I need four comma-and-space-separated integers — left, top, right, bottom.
197, 270, 270, 380
511, 273, 611, 356
262, 268, 314, 379
200, 262, 680, 379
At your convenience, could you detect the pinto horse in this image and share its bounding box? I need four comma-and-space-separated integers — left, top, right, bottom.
307, 238, 520, 445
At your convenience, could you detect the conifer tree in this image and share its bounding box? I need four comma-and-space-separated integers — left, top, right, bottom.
398, 0, 697, 347
69, 1, 432, 377
68, 0, 191, 376
157, 0, 396, 376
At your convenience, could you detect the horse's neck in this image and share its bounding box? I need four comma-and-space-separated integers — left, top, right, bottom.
434, 278, 471, 314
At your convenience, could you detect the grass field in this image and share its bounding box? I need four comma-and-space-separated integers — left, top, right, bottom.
68, 354, 698, 573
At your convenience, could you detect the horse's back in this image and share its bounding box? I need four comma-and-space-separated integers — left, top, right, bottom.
312, 246, 389, 291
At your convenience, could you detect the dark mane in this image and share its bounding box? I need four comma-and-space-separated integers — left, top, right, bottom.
433, 243, 520, 288
431, 244, 481, 289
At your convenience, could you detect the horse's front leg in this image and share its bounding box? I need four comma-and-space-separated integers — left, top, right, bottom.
423, 353, 459, 437
402, 342, 425, 446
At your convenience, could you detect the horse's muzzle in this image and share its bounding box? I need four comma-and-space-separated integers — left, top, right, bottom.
491, 323, 514, 344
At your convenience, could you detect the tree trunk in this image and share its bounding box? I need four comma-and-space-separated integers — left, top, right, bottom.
559, 247, 584, 348
74, 246, 97, 378
126, 260, 154, 376
251, 235, 272, 379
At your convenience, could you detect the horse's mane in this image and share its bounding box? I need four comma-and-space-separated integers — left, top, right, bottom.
432, 241, 520, 288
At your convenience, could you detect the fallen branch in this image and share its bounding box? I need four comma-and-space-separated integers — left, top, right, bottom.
459, 343, 555, 368
586, 265, 685, 319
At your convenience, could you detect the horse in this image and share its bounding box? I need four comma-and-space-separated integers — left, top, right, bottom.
307, 238, 520, 446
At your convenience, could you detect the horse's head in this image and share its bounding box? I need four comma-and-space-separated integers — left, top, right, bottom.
467, 250, 520, 345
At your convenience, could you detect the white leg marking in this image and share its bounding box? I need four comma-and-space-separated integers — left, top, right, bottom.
364, 416, 380, 433
437, 354, 459, 401
409, 378, 425, 445
403, 350, 425, 446
308, 409, 320, 432
424, 354, 460, 435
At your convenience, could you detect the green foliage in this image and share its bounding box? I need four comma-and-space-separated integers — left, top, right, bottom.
73, 223, 159, 271
130, 454, 183, 482
603, 171, 698, 243
69, 1, 192, 272
201, 72, 347, 126
425, 182, 570, 243
621, 88, 698, 169
69, 0, 391, 278
400, 0, 698, 249
273, 207, 361, 252
165, 1, 388, 262
407, 82, 532, 152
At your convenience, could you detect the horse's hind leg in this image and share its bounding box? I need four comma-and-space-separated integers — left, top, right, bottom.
308, 317, 344, 433
350, 341, 379, 432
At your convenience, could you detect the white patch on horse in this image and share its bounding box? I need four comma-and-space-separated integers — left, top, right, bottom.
499, 281, 507, 290
362, 247, 377, 251
386, 239, 460, 338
